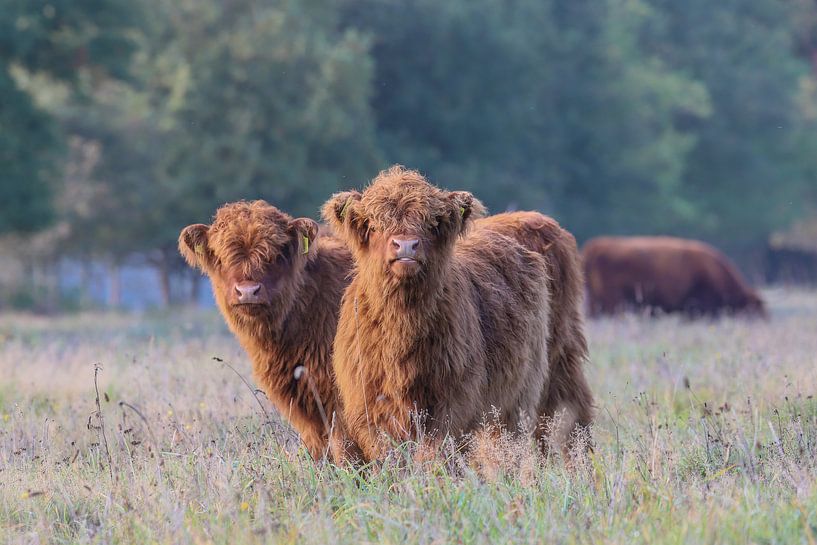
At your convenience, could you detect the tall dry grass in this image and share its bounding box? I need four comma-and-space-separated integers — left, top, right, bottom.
1, 288, 816, 544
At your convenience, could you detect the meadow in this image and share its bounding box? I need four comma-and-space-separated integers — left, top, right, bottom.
1, 288, 816, 544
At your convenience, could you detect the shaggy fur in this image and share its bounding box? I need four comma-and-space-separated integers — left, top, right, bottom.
323, 166, 557, 462
179, 200, 354, 459
477, 213, 594, 450
583, 236, 766, 317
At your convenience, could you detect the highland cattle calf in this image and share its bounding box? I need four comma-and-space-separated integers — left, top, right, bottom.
583, 236, 766, 317
179, 200, 354, 460
477, 212, 594, 448
324, 166, 593, 462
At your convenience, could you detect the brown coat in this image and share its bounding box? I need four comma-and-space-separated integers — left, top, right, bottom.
583, 236, 766, 317
323, 166, 577, 462
179, 200, 353, 459
477, 213, 594, 447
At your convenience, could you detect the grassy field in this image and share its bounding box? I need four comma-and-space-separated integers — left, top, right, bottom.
1, 289, 816, 544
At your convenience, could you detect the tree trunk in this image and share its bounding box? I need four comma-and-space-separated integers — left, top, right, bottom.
45, 259, 59, 314
108, 262, 122, 308
80, 258, 93, 307
157, 259, 171, 308
190, 272, 202, 306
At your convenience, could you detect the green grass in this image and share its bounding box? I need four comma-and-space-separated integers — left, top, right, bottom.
1, 289, 816, 544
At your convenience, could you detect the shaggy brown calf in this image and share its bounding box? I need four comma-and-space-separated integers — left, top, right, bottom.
477, 213, 594, 447
583, 236, 766, 317
324, 166, 590, 462
179, 200, 353, 459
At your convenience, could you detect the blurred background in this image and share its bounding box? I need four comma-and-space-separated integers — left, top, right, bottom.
1, 0, 816, 312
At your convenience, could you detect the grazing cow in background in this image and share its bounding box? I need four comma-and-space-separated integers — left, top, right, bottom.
583, 236, 766, 317
323, 165, 594, 462
179, 200, 356, 460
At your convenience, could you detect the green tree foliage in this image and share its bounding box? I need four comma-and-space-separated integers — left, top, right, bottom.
162, 0, 381, 222
39, 0, 382, 304
784, 0, 817, 210
535, 0, 710, 238
0, 69, 57, 232
5, 0, 817, 308
0, 0, 139, 81
0, 0, 140, 233
643, 0, 816, 246
341, 0, 710, 239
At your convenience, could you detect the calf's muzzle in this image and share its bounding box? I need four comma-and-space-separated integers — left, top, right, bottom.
234, 281, 263, 304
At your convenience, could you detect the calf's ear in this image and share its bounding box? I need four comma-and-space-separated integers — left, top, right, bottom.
322, 191, 362, 227
288, 217, 319, 256
179, 224, 212, 270
321, 190, 367, 244
448, 191, 487, 233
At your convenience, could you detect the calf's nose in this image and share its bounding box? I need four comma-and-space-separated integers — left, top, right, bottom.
234, 282, 262, 303
391, 237, 420, 259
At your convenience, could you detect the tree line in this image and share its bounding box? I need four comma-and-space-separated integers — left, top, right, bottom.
2, 0, 816, 308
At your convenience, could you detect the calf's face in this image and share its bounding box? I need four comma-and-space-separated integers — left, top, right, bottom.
179, 201, 318, 323
323, 168, 484, 285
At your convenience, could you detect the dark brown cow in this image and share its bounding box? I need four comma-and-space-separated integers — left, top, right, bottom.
179, 200, 355, 460
323, 165, 593, 462
583, 236, 766, 317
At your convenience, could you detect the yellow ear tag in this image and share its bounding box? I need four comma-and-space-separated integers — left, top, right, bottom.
459, 206, 466, 217
340, 198, 352, 220
302, 235, 309, 254
194, 243, 205, 255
